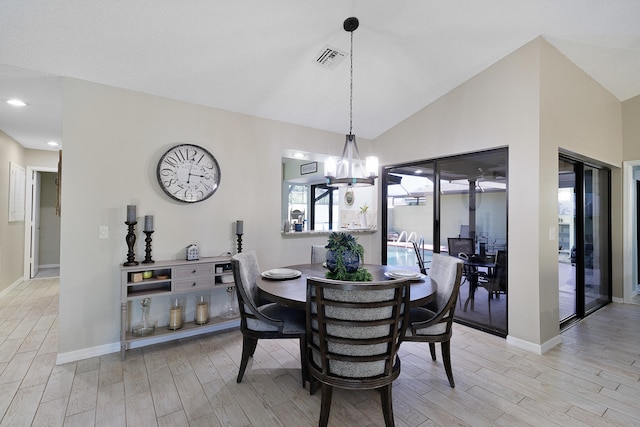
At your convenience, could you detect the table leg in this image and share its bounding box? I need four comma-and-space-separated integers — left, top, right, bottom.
463, 268, 478, 312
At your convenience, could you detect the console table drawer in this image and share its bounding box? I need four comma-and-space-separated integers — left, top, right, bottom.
174, 263, 214, 279
174, 277, 214, 291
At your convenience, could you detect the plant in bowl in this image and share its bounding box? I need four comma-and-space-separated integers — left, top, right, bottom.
325, 232, 373, 281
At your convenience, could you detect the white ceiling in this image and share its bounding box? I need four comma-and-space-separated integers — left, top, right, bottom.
1, 0, 639, 151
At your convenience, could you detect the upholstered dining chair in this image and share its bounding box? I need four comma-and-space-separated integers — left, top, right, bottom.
403, 253, 463, 388
231, 251, 307, 386
310, 245, 328, 264
306, 276, 411, 427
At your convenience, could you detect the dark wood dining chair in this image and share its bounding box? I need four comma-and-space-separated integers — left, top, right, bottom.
306, 276, 411, 427
403, 253, 463, 388
477, 250, 507, 323
231, 251, 307, 386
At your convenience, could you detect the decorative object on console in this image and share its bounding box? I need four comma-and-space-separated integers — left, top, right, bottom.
142, 215, 155, 264
142, 230, 154, 264
168, 298, 185, 330
324, 17, 378, 188
131, 298, 155, 337
194, 295, 210, 325
222, 286, 239, 318
156, 143, 221, 203
324, 231, 372, 281
186, 244, 200, 261
236, 220, 243, 253
124, 204, 139, 266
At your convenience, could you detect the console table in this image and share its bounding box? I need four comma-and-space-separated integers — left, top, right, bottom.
120, 256, 239, 360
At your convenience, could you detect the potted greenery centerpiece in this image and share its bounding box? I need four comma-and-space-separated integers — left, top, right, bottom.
325, 232, 373, 281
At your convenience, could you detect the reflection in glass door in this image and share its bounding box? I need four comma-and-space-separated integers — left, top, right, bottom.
583, 164, 610, 314
438, 150, 508, 335
383, 148, 508, 336
383, 162, 435, 269
558, 155, 610, 328
558, 159, 576, 321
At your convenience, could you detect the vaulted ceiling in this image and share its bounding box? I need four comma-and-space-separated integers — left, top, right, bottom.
1, 0, 639, 151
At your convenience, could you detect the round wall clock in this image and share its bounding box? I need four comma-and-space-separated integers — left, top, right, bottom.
156, 144, 221, 203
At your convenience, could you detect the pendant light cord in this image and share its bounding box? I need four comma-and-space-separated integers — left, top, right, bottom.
349, 29, 354, 137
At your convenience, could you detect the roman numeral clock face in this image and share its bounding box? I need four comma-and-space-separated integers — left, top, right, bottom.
156, 144, 221, 203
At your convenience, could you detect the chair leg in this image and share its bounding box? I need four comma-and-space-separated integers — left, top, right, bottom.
487, 286, 492, 324
379, 384, 395, 427
319, 383, 333, 427
429, 343, 436, 361
441, 340, 455, 388
299, 336, 307, 388
236, 336, 258, 383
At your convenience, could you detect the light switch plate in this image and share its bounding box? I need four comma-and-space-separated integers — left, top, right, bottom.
99, 226, 109, 239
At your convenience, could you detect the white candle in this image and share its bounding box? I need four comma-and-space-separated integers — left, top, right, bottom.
236, 220, 243, 235
195, 302, 209, 324
168, 306, 182, 329
144, 215, 154, 232
127, 205, 136, 222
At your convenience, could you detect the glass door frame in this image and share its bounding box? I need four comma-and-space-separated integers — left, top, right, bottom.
559, 153, 612, 330
381, 148, 508, 336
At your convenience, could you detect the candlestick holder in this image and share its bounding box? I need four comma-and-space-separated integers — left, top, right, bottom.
236, 233, 243, 254
124, 221, 139, 266
142, 231, 154, 264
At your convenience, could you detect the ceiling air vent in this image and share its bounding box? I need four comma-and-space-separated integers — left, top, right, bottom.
315, 46, 347, 70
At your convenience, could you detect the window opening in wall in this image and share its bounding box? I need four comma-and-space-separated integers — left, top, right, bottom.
310, 184, 337, 231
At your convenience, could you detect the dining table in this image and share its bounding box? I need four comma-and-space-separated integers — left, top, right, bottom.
256, 263, 437, 310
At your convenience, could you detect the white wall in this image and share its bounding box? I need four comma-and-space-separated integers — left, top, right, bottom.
0, 132, 58, 292
374, 38, 622, 349
0, 130, 26, 292
58, 37, 626, 358
538, 39, 622, 341
58, 78, 378, 355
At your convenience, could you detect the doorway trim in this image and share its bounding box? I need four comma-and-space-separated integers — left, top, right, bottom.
23, 166, 57, 279
623, 160, 640, 303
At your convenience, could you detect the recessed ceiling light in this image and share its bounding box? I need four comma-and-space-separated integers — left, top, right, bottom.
47, 141, 59, 147
6, 98, 27, 107
293, 152, 305, 158
414, 169, 423, 174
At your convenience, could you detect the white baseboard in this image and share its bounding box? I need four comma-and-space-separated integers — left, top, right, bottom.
38, 264, 60, 269
56, 342, 120, 365
612, 296, 625, 303
0, 276, 24, 298
506, 333, 562, 355
56, 320, 240, 365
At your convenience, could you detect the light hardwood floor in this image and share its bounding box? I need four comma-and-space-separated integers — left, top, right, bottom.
1, 276, 640, 426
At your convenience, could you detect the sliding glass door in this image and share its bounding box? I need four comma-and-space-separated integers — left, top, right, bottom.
383, 148, 508, 336
558, 155, 611, 328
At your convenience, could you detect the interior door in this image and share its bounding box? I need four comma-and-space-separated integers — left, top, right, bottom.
29, 171, 41, 278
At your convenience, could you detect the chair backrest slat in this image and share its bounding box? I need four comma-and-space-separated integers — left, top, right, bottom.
306, 276, 410, 382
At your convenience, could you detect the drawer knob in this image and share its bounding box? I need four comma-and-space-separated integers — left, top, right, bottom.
192, 269, 197, 274
192, 282, 197, 287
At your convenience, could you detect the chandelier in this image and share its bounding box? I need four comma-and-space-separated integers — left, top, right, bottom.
324, 17, 378, 187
